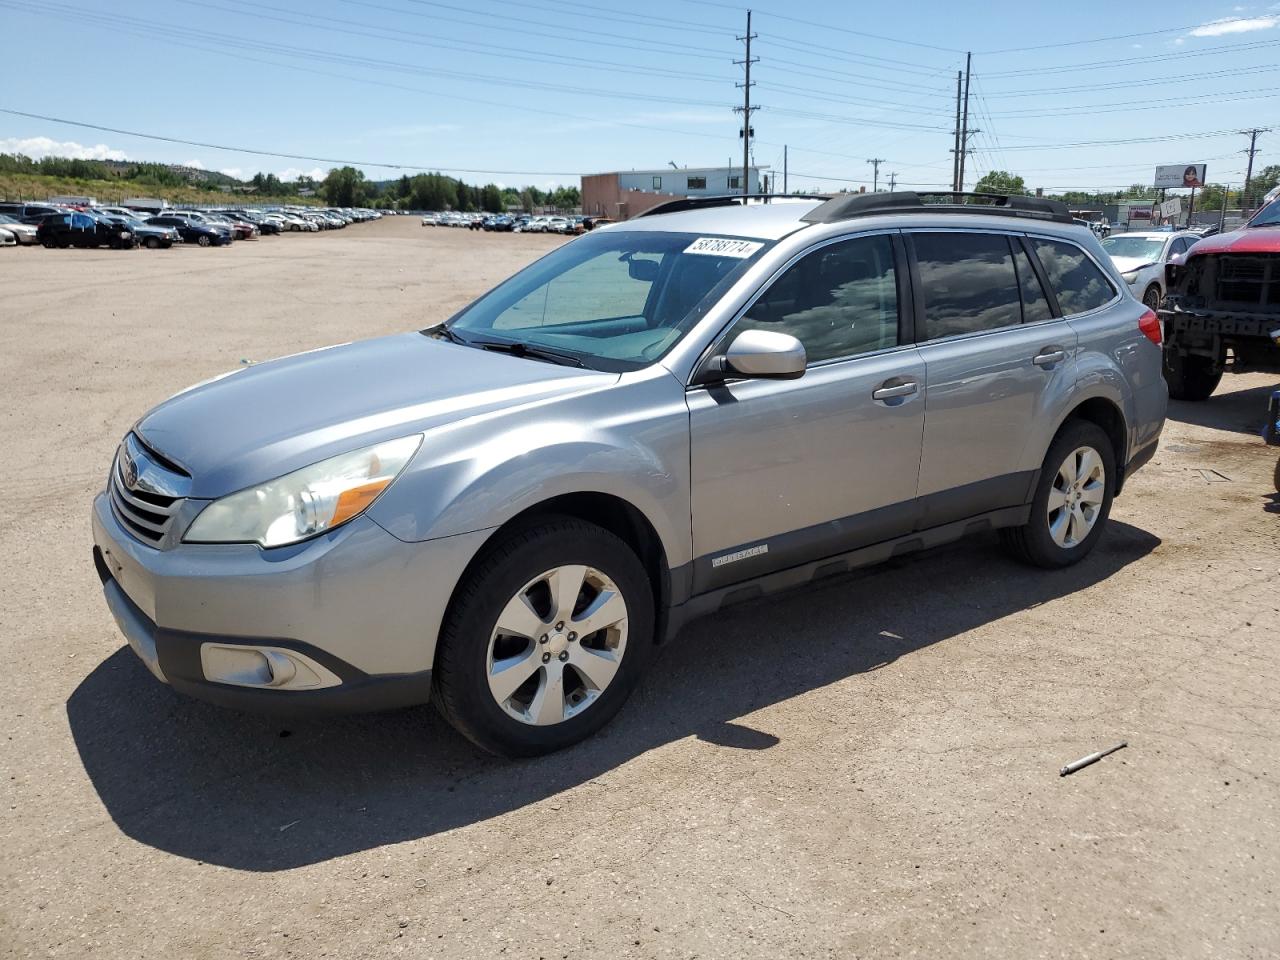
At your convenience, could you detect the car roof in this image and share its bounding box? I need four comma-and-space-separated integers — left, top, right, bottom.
610, 199, 824, 241
1109, 231, 1191, 239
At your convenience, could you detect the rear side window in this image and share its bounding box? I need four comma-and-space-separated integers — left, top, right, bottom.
1012, 242, 1053, 323
912, 232, 1021, 340
1030, 238, 1116, 315
737, 233, 900, 363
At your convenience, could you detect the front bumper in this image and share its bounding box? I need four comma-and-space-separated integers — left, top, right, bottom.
91, 491, 494, 715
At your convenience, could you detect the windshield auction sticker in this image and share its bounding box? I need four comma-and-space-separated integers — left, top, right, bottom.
684, 237, 764, 258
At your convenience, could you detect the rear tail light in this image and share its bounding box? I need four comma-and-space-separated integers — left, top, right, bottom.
1138, 309, 1162, 345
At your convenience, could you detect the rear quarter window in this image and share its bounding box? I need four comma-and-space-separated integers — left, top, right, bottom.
1030, 238, 1117, 315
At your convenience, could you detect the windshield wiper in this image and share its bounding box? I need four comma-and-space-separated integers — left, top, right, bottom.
427, 322, 469, 345
470, 338, 586, 368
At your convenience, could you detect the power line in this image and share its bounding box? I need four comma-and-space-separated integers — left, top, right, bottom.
982, 35, 1280, 77
978, 19, 1261, 55
0, 2, 737, 111
0, 107, 587, 176
982, 62, 1280, 98
171, 0, 729, 85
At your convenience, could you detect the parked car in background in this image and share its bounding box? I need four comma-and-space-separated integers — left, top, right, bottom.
1160, 193, 1280, 399
0, 225, 15, 247
0, 212, 39, 244
36, 210, 136, 249
0, 202, 66, 224
1100, 230, 1200, 310
145, 215, 231, 246
100, 214, 180, 249
204, 213, 257, 241
91, 191, 1165, 756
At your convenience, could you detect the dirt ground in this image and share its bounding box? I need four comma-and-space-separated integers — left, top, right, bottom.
1, 216, 1278, 959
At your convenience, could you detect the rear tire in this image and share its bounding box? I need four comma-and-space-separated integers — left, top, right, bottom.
1002, 420, 1116, 569
144, 236, 159, 249
197, 234, 211, 247
433, 516, 654, 757
1163, 346, 1222, 401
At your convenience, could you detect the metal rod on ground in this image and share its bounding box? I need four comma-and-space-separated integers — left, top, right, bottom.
1220, 182, 1229, 231
1060, 741, 1127, 777
1187, 185, 1196, 228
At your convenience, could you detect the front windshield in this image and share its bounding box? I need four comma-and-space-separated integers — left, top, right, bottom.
1101, 236, 1166, 261
442, 229, 772, 371
1249, 197, 1280, 227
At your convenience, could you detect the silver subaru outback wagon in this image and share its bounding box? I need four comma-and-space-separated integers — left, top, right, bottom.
92, 192, 1167, 756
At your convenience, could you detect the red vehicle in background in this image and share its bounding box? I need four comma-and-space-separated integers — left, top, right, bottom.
1161, 194, 1280, 400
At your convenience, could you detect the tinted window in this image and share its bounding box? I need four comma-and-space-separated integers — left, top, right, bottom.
1012, 242, 1053, 323
1031, 238, 1116, 315
913, 233, 1021, 339
736, 234, 899, 363
1169, 237, 1189, 256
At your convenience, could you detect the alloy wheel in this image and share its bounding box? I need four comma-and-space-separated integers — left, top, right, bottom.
1047, 446, 1106, 548
486, 564, 628, 726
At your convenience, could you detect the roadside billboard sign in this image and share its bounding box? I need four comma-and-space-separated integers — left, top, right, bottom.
1160, 198, 1183, 219
1154, 164, 1206, 189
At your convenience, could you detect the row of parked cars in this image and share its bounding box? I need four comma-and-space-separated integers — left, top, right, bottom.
420, 212, 611, 234
0, 201, 383, 250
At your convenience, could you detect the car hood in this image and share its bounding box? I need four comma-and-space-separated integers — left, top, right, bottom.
1108, 255, 1157, 275
1185, 224, 1280, 256
135, 332, 617, 498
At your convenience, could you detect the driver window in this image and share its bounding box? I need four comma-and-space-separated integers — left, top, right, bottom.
734, 234, 899, 364
494, 251, 659, 329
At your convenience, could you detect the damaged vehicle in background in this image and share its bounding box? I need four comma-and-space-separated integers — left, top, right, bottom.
1160, 193, 1280, 399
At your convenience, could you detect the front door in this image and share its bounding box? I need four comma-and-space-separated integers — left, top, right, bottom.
687, 232, 926, 593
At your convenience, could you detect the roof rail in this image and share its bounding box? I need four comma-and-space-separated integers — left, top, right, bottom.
801, 191, 1072, 225
635, 193, 829, 219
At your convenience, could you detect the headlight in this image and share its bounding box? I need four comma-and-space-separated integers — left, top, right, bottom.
1120, 270, 1139, 283
184, 435, 422, 547
119, 230, 131, 238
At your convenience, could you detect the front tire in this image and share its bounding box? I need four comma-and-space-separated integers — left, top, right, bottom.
1142, 285, 1162, 311
1003, 420, 1116, 569
197, 234, 211, 247
433, 517, 654, 757
1163, 345, 1222, 401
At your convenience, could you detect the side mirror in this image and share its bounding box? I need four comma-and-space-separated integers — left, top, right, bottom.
720, 329, 807, 380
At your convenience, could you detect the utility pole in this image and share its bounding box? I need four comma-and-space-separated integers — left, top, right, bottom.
887, 171, 898, 192
958, 52, 972, 192
1242, 127, 1268, 210
951, 70, 962, 193
734, 10, 758, 198
783, 144, 788, 193
867, 157, 885, 192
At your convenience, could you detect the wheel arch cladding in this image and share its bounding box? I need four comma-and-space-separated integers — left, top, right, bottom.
1062, 396, 1128, 493
438, 494, 673, 662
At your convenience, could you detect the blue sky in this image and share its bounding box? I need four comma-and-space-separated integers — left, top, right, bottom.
1, 0, 1278, 194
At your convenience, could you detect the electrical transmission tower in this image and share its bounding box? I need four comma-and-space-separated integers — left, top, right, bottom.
1242, 127, 1270, 211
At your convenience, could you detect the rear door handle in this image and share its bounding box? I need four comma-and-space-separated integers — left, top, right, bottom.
872, 379, 919, 401
1032, 347, 1067, 367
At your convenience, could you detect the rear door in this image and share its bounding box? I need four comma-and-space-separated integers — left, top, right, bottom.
908, 230, 1078, 527
687, 231, 927, 592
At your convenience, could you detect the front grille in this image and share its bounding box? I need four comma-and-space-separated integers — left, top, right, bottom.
1213, 254, 1279, 308
107, 437, 189, 545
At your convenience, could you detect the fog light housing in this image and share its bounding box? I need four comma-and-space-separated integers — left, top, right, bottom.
200, 643, 342, 690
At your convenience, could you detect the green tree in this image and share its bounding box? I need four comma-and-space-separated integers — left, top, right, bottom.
972, 170, 1027, 196
1246, 164, 1280, 207
319, 166, 369, 206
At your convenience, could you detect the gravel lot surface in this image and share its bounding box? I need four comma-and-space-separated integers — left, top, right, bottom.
2, 216, 1278, 959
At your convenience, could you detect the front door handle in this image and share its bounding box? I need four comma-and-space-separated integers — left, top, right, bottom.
1032, 347, 1067, 367
872, 379, 919, 401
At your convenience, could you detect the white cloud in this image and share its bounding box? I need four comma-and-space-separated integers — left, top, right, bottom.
1188, 14, 1278, 35
1131, 42, 1143, 48
218, 167, 245, 179
182, 158, 205, 169
276, 166, 325, 181
0, 136, 128, 161
1174, 36, 1186, 44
